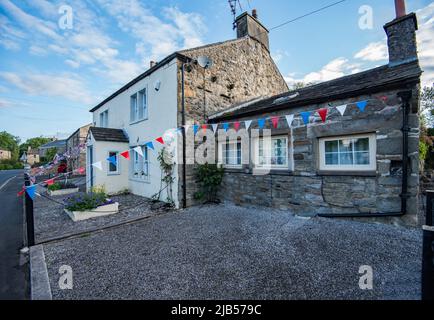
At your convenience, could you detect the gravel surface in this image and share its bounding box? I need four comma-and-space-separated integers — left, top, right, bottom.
34, 189, 163, 243
42, 204, 422, 300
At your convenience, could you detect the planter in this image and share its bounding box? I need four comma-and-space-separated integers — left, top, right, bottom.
48, 187, 79, 196
64, 201, 119, 222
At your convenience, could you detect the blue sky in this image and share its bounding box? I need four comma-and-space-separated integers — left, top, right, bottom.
0, 0, 433, 142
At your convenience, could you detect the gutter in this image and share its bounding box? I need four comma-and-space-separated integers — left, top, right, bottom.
318, 90, 412, 219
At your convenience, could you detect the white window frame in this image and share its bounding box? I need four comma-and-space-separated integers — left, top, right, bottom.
130, 93, 138, 123
254, 135, 289, 170
318, 133, 376, 172
130, 146, 150, 181
138, 88, 148, 121
107, 151, 119, 175
218, 139, 243, 169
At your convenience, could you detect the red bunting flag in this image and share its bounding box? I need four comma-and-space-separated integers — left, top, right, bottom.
234, 122, 241, 131
156, 137, 165, 145
318, 108, 328, 122
271, 116, 279, 129
379, 96, 388, 102
45, 178, 55, 186
17, 188, 25, 197
77, 167, 85, 174
120, 151, 130, 160
201, 125, 207, 133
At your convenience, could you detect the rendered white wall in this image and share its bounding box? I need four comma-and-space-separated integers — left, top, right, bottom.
91, 58, 180, 207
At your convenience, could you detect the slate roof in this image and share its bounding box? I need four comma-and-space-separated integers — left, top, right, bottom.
39, 139, 67, 149
89, 127, 129, 143
209, 60, 422, 121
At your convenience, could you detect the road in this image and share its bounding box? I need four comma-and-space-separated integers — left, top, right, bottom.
0, 169, 28, 300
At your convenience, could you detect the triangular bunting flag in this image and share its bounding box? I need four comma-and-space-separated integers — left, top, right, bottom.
145, 141, 155, 150
300, 112, 311, 125
107, 155, 117, 166
212, 124, 218, 133
201, 125, 207, 133
336, 105, 347, 116
77, 167, 85, 174
45, 178, 55, 186
92, 161, 103, 171
285, 115, 294, 127
244, 120, 252, 130
134, 146, 143, 157
121, 150, 130, 160
258, 118, 266, 129
26, 185, 36, 200
234, 122, 241, 131
17, 188, 25, 197
184, 125, 190, 134
356, 100, 368, 112
155, 137, 165, 145
193, 125, 199, 135
318, 108, 328, 123
379, 96, 388, 102
271, 116, 279, 129
223, 123, 229, 132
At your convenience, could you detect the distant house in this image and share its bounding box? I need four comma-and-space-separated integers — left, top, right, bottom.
0, 149, 11, 160
86, 10, 288, 204
26, 147, 40, 165
66, 124, 92, 173
39, 139, 67, 159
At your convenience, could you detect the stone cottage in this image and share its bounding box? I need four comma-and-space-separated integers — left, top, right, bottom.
66, 123, 91, 173
207, 6, 422, 226
87, 10, 288, 204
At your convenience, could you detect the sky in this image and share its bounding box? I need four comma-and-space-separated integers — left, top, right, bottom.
0, 0, 433, 142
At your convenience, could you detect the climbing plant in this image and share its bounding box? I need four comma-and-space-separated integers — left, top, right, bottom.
153, 147, 175, 206
194, 163, 225, 203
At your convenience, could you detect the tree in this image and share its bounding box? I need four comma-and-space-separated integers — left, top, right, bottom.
19, 137, 53, 156
0, 131, 20, 161
421, 84, 434, 127
290, 82, 315, 90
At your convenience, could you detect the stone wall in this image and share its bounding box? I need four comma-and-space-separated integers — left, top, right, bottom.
216, 87, 421, 226
176, 37, 289, 206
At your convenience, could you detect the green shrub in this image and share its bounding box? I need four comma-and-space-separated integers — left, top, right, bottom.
194, 163, 224, 203
48, 181, 77, 191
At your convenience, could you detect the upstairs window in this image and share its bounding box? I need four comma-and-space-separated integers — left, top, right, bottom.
99, 110, 109, 128
130, 88, 148, 123
318, 133, 376, 171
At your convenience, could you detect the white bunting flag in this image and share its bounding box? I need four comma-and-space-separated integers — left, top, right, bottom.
244, 120, 252, 130
92, 161, 103, 171
212, 124, 218, 133
184, 125, 190, 134
285, 115, 294, 127
134, 146, 143, 157
336, 105, 347, 116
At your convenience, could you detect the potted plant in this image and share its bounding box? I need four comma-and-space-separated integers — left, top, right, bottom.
47, 181, 79, 196
63, 189, 119, 222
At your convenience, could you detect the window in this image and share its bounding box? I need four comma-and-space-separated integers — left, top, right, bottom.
131, 146, 149, 180
130, 88, 148, 123
99, 110, 109, 128
218, 139, 242, 168
318, 133, 376, 171
255, 136, 288, 169
107, 151, 119, 174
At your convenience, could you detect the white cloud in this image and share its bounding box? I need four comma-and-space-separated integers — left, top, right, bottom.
0, 71, 95, 104
354, 41, 388, 61
416, 3, 434, 87
29, 45, 48, 56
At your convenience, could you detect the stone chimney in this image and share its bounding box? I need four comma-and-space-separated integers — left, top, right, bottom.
235, 9, 269, 51
384, 0, 418, 66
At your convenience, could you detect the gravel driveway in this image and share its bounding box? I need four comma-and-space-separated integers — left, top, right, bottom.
42, 204, 422, 300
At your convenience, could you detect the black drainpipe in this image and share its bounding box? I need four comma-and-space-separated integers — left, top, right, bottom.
181, 62, 187, 209
318, 90, 412, 218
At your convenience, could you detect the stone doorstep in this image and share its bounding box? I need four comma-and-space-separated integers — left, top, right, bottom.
29, 245, 52, 300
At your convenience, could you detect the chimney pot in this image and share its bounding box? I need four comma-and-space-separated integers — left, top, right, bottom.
252, 9, 258, 19
395, 0, 406, 18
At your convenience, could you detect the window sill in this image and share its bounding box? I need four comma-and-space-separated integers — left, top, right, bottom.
317, 170, 377, 177
107, 172, 120, 176
129, 118, 148, 126
129, 177, 151, 183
